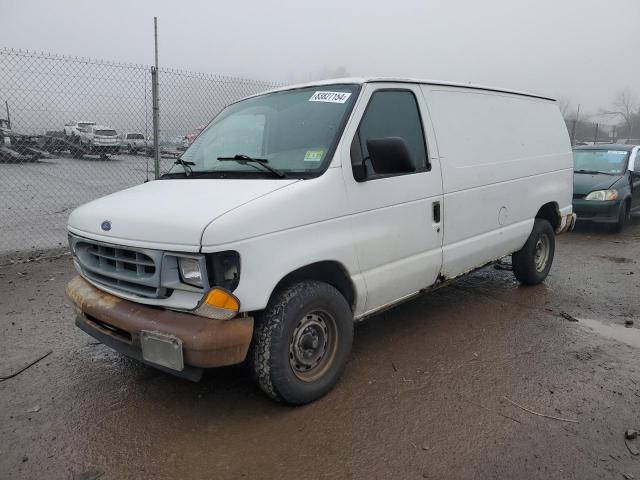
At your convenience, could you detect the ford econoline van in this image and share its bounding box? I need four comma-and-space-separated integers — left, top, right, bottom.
66, 78, 575, 404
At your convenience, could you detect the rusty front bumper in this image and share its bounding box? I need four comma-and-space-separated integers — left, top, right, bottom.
556, 213, 577, 234
66, 276, 253, 381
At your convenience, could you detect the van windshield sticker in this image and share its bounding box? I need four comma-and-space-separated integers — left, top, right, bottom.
607, 151, 627, 154
309, 91, 351, 104
304, 149, 324, 162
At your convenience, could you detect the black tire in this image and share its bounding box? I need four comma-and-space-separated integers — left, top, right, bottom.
610, 201, 629, 233
250, 281, 353, 405
512, 218, 555, 285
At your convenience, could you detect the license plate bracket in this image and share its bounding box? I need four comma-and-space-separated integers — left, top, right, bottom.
140, 330, 184, 371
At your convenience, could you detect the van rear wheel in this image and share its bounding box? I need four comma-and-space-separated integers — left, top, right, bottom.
250, 281, 353, 405
512, 218, 555, 285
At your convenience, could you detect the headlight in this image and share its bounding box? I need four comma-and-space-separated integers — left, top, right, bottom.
585, 189, 618, 201
178, 257, 204, 287
207, 251, 241, 291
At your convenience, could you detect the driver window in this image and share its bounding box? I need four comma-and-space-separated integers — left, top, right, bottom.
351, 90, 429, 179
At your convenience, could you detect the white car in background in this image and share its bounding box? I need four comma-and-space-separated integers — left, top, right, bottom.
120, 132, 147, 155
79, 125, 120, 158
64, 120, 95, 138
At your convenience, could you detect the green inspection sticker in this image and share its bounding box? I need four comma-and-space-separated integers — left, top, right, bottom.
304, 149, 323, 162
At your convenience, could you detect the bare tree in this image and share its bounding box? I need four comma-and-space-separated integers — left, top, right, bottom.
599, 89, 638, 137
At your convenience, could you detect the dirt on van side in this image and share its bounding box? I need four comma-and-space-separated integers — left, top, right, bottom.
1, 219, 639, 480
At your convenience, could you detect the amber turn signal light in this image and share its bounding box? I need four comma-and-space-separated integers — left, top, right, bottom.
194, 288, 240, 320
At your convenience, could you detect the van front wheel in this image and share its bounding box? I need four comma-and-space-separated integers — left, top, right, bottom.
250, 281, 353, 405
512, 218, 555, 285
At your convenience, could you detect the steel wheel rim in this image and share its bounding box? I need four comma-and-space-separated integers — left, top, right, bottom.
534, 233, 550, 272
289, 310, 338, 382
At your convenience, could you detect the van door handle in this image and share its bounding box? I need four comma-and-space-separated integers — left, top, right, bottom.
433, 201, 441, 223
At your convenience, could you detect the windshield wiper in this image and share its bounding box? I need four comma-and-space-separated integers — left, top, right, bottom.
217, 154, 286, 178
575, 169, 612, 175
174, 157, 196, 176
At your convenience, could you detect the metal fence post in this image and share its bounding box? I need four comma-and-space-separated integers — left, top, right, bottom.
152, 16, 160, 180
151, 66, 160, 179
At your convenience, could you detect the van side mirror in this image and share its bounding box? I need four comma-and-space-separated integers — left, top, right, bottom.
366, 137, 415, 176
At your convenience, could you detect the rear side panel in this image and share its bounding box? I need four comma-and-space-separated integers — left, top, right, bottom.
421, 86, 572, 278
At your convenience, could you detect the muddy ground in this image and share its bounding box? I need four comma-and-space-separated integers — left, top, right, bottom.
1, 220, 639, 480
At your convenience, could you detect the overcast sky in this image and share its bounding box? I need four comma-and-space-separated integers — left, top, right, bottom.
1, 0, 639, 115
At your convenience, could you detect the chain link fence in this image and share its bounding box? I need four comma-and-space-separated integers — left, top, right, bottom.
0, 48, 279, 258
564, 119, 632, 146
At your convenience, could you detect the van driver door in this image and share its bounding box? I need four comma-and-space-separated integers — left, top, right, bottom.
340, 83, 444, 316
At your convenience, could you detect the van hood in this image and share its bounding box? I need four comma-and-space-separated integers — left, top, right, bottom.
573, 172, 622, 195
68, 178, 298, 250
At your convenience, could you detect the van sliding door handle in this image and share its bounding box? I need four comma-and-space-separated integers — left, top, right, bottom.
433, 201, 441, 223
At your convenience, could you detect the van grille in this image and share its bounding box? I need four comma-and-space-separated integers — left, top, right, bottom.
72, 238, 166, 298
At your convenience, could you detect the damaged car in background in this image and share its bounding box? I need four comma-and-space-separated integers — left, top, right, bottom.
572, 144, 640, 232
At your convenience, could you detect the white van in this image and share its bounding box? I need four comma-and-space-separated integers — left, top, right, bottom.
66, 78, 575, 404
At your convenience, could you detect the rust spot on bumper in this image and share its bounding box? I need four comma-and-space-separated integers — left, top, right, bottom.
65, 276, 253, 368
556, 213, 577, 234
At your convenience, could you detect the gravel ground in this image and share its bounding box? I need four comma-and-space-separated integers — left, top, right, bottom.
1, 220, 639, 479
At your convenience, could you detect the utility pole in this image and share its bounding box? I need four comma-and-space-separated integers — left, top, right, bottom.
152, 16, 160, 180
570, 104, 580, 145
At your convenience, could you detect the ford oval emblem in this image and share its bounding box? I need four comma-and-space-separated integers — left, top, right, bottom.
101, 220, 111, 231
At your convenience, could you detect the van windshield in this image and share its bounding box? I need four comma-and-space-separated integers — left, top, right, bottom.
573, 149, 629, 175
170, 85, 359, 178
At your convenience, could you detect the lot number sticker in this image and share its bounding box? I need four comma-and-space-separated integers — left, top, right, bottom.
309, 91, 351, 103
304, 149, 324, 162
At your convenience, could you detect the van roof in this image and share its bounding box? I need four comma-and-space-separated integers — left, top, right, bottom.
248, 77, 555, 102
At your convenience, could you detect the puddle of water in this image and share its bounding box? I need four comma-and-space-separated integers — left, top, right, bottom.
578, 318, 640, 348
597, 255, 634, 264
